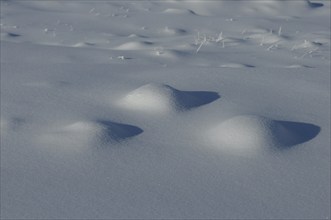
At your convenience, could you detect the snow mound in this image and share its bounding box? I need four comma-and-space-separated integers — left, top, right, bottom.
40, 120, 143, 148
72, 42, 96, 47
248, 33, 284, 45
284, 64, 313, 69
161, 26, 187, 36
208, 115, 320, 153
292, 40, 322, 50
220, 63, 255, 68
163, 8, 197, 15
118, 83, 219, 113
115, 41, 154, 50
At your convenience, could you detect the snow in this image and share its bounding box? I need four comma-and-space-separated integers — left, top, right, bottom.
1, 0, 330, 219
208, 115, 321, 155
118, 83, 220, 113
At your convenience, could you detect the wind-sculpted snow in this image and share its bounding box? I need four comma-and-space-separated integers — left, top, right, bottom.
0, 0, 329, 219
39, 120, 143, 149
208, 115, 320, 155
118, 83, 220, 113
115, 41, 154, 50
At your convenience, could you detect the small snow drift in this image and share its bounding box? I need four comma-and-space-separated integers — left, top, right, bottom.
72, 42, 96, 47
118, 83, 220, 113
284, 64, 314, 69
161, 26, 187, 36
292, 40, 322, 50
40, 120, 143, 148
248, 33, 285, 45
208, 115, 320, 153
220, 63, 255, 68
163, 8, 197, 15
115, 41, 154, 50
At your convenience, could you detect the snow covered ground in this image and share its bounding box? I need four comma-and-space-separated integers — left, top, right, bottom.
1, 0, 330, 219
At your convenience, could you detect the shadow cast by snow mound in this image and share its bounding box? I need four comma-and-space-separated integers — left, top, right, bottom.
118, 83, 220, 113
308, 1, 323, 8
97, 120, 143, 142
208, 115, 320, 154
179, 90, 220, 109
7, 32, 21, 37
275, 120, 320, 149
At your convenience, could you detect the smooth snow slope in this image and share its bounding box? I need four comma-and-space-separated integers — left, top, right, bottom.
1, 0, 330, 219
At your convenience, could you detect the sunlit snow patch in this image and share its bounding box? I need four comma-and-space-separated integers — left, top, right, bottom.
115, 41, 154, 50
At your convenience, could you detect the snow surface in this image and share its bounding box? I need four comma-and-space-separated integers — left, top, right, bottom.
1, 0, 330, 219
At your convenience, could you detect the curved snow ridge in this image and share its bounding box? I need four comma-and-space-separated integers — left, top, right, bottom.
64, 121, 143, 142
162, 8, 197, 15
208, 115, 320, 154
40, 120, 143, 148
118, 83, 220, 114
72, 42, 96, 47
220, 63, 255, 68
284, 64, 314, 69
114, 41, 154, 50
